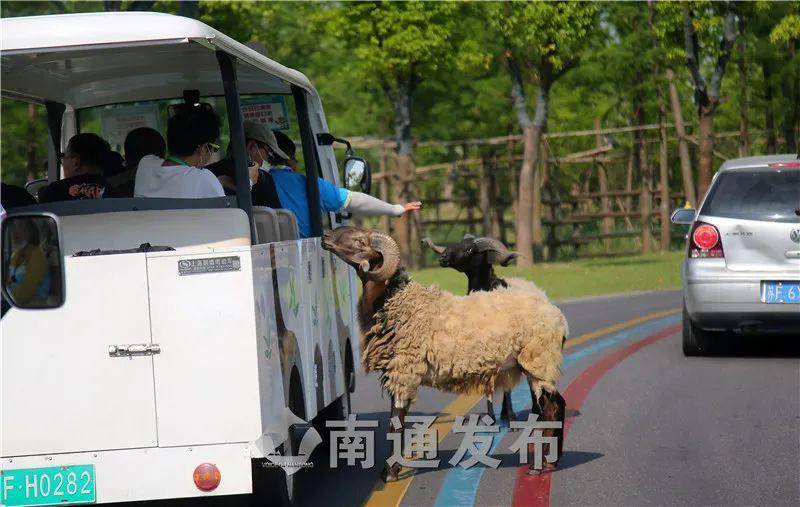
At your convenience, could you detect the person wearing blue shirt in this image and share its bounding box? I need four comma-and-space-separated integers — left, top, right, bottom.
258, 127, 421, 238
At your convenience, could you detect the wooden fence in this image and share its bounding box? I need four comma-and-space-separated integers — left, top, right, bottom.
342, 121, 771, 267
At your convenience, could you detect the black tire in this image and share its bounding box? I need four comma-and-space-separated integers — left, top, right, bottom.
683, 304, 712, 356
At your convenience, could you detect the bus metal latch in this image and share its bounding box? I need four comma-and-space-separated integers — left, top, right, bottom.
108, 343, 161, 357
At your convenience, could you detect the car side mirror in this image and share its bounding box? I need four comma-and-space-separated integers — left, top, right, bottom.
344, 156, 372, 194
670, 208, 696, 225
2, 213, 65, 309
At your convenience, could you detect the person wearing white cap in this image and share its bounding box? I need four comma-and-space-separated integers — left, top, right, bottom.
252, 125, 421, 238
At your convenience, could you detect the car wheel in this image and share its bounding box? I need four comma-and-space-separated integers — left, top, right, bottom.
683, 304, 711, 356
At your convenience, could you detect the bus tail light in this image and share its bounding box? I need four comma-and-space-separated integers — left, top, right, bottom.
193, 463, 221, 491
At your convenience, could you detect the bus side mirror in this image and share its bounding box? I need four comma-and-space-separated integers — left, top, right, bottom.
344, 156, 372, 194
2, 213, 65, 309
670, 208, 696, 225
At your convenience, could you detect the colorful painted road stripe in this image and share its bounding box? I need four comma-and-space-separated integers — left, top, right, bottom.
511, 322, 682, 507
363, 308, 679, 507
433, 312, 681, 507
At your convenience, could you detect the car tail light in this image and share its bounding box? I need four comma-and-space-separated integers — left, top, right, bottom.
689, 222, 724, 258
193, 463, 221, 491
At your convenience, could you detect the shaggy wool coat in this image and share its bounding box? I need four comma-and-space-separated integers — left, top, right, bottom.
361, 279, 568, 405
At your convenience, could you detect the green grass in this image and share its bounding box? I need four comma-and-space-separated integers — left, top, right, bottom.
410, 250, 684, 300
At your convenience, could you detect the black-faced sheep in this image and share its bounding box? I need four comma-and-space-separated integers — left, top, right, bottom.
422, 234, 528, 422
322, 226, 567, 481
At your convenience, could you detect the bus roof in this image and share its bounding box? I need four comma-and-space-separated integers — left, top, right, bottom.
0, 12, 316, 108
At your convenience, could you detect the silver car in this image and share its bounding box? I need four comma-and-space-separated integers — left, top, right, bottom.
671, 154, 800, 356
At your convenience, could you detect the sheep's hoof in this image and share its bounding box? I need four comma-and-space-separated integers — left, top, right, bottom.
381, 463, 402, 483
526, 463, 557, 476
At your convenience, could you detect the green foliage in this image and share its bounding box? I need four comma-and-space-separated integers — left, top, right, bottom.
486, 1, 599, 74
770, 14, 800, 44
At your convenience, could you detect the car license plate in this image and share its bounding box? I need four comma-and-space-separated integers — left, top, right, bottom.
1, 465, 95, 506
762, 281, 800, 304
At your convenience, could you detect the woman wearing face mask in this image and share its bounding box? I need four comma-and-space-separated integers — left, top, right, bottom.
7, 219, 50, 305
134, 104, 240, 199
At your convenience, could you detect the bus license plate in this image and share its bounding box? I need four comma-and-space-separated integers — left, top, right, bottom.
1, 465, 95, 506
762, 281, 800, 304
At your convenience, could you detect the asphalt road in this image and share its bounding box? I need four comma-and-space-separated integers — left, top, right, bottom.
294, 289, 800, 507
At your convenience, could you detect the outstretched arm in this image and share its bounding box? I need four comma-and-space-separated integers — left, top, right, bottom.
345, 191, 422, 217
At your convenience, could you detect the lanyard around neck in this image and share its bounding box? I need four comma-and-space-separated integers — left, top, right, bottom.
166, 155, 190, 167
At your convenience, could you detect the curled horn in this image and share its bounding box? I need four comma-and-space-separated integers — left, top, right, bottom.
472, 237, 520, 266
421, 237, 447, 255
364, 231, 401, 281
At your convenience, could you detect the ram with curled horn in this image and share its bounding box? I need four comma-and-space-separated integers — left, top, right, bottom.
323, 226, 568, 482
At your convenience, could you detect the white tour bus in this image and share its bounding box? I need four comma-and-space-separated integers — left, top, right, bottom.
0, 12, 367, 505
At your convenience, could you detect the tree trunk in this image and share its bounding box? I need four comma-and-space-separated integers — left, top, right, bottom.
682, 3, 735, 200
391, 83, 417, 268
648, 4, 671, 251
697, 104, 714, 199
625, 149, 634, 220
479, 155, 492, 237
516, 125, 537, 266
634, 97, 652, 254
595, 118, 611, 252
780, 44, 797, 152
737, 35, 749, 157
506, 131, 518, 220
658, 99, 670, 252
532, 138, 544, 262
665, 69, 696, 207
763, 60, 777, 153
506, 51, 541, 266
378, 145, 390, 234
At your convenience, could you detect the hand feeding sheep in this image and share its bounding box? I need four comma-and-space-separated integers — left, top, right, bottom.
322, 226, 568, 482
421, 234, 554, 423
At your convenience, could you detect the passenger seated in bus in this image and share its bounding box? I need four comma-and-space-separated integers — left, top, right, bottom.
102, 151, 125, 179
273, 130, 298, 172
266, 132, 422, 238
110, 127, 167, 197
6, 218, 50, 305
207, 121, 265, 201
1, 182, 36, 208
209, 121, 281, 207
38, 133, 115, 203
134, 104, 225, 199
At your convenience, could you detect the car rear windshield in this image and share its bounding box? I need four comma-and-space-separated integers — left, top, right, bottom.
701, 170, 800, 223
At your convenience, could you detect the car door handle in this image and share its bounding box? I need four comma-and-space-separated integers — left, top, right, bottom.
785, 250, 800, 259
108, 343, 161, 357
